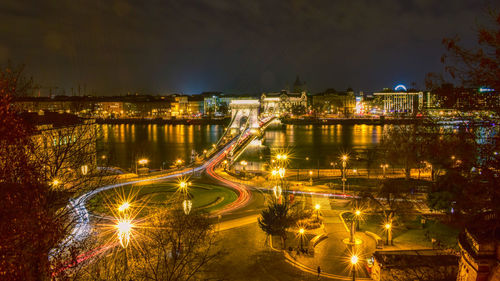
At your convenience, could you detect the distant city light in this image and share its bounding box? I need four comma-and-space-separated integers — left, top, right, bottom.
479, 87, 494, 92
394, 84, 407, 91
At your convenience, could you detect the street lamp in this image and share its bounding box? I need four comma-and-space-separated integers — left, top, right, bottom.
118, 201, 130, 213
178, 180, 188, 194
350, 255, 359, 281
136, 158, 149, 174
298, 228, 305, 251
385, 223, 392, 245
52, 179, 60, 187
314, 204, 320, 220
354, 209, 362, 231
380, 164, 389, 178
341, 154, 349, 194
309, 170, 313, 185
240, 160, 248, 175
116, 218, 133, 249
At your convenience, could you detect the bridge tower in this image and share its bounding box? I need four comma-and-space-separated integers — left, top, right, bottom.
229, 100, 260, 134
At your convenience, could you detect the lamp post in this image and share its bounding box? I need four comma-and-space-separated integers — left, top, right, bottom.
116, 217, 133, 273
176, 158, 183, 169
118, 202, 130, 213
309, 170, 313, 185
350, 255, 358, 281
298, 228, 305, 251
381, 164, 389, 178
136, 158, 149, 174
354, 209, 361, 231
240, 160, 247, 177
315, 204, 320, 220
341, 155, 348, 194
385, 222, 392, 245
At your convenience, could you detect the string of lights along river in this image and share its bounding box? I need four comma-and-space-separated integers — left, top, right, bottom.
99, 122, 384, 170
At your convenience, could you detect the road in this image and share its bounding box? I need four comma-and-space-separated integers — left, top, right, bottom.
59, 116, 374, 280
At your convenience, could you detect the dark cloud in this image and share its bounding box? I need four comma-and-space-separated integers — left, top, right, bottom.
0, 0, 495, 95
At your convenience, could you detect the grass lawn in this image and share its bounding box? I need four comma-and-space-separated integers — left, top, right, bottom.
347, 212, 460, 249
87, 180, 238, 216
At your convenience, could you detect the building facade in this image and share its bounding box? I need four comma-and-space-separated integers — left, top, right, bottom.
312, 89, 356, 117
373, 86, 424, 115
260, 90, 308, 115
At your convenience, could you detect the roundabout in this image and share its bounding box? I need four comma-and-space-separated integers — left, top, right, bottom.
87, 180, 239, 217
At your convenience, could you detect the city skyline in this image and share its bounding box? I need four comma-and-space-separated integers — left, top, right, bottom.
1, 0, 494, 95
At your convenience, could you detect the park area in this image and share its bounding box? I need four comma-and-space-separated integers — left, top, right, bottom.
87, 179, 238, 216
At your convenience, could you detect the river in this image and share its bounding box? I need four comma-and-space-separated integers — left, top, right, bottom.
98, 121, 384, 171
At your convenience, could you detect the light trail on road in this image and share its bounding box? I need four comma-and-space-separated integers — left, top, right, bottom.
54, 117, 274, 274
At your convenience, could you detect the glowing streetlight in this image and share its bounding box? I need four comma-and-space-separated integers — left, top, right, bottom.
118, 202, 130, 212
351, 255, 359, 281
385, 223, 392, 245
314, 204, 320, 220
116, 218, 133, 248
354, 209, 362, 231
271, 169, 278, 178
340, 154, 349, 194
136, 158, 149, 174
380, 164, 389, 178
52, 179, 60, 187
178, 181, 188, 193
298, 228, 305, 251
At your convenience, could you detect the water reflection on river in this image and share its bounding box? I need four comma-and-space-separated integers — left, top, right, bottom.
98, 122, 384, 170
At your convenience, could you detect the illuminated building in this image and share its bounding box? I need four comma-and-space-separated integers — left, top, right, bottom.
260, 90, 308, 115
373, 85, 424, 115
312, 88, 356, 117
20, 111, 98, 184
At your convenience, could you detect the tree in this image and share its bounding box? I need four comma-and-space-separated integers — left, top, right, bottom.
381, 124, 427, 180
365, 147, 380, 179
0, 63, 111, 280
361, 179, 419, 236
75, 208, 221, 281
442, 10, 499, 91
440, 9, 500, 112
258, 202, 295, 248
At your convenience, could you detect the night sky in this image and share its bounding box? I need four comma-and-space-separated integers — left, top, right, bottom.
0, 0, 494, 95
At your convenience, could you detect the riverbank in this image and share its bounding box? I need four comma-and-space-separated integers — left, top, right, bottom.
281, 117, 424, 125
96, 117, 231, 125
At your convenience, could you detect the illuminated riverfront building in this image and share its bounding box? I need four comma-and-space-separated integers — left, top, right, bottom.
260, 90, 308, 115
312, 88, 356, 117
373, 85, 424, 115
20, 111, 98, 185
